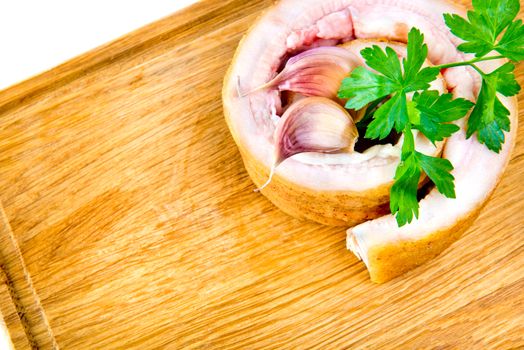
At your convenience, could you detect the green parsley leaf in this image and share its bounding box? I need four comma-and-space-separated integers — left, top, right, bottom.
403, 28, 440, 92
365, 93, 408, 139
339, 67, 399, 110
417, 153, 456, 199
472, 0, 520, 38
403, 28, 428, 83
444, 0, 521, 58
467, 81, 510, 153
497, 19, 524, 61
361, 46, 403, 82
404, 67, 440, 93
390, 153, 421, 226
467, 63, 520, 152
412, 91, 474, 144
336, 1, 524, 228
340, 28, 436, 111
487, 63, 521, 97
444, 12, 494, 57
390, 127, 457, 226
390, 129, 420, 226
343, 28, 438, 141
413, 91, 474, 122
407, 101, 421, 125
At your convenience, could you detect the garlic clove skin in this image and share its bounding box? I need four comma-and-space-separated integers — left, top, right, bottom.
257, 97, 358, 191
246, 47, 357, 99
275, 97, 358, 162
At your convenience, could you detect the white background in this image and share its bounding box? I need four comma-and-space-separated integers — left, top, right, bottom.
0, 0, 198, 90
0, 1, 197, 348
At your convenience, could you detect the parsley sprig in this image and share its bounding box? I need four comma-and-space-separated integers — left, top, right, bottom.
338, 0, 523, 226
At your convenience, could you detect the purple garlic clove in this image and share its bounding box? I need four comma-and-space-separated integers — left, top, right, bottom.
245, 46, 357, 99
257, 97, 358, 191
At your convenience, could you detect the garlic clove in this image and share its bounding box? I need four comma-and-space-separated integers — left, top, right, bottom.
257, 97, 358, 191
275, 97, 358, 161
245, 47, 357, 99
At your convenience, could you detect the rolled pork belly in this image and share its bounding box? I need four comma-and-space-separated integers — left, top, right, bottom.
222, 0, 518, 283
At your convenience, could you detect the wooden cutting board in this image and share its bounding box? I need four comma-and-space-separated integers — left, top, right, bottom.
0, 0, 523, 348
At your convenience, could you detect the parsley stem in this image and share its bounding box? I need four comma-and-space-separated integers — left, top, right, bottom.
434, 55, 505, 70
469, 64, 486, 78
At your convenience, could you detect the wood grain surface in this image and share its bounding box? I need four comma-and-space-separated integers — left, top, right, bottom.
0, 0, 523, 348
